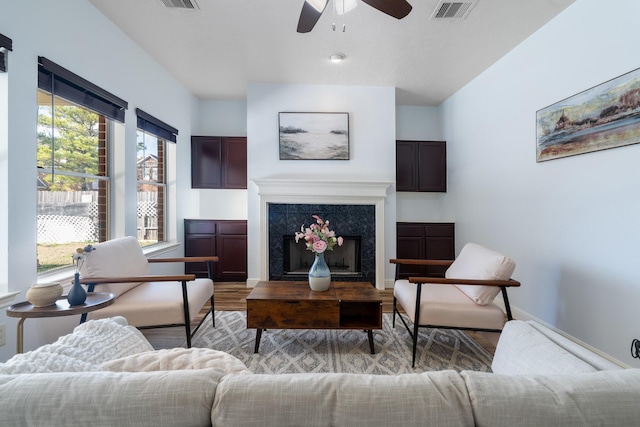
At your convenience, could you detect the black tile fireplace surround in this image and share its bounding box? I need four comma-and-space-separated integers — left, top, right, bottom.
268, 203, 375, 284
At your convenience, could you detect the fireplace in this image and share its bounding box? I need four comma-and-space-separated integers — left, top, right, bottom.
268, 203, 375, 283
283, 235, 361, 276
252, 176, 392, 289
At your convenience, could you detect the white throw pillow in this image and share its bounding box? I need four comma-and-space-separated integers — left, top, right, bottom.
446, 242, 515, 305
80, 236, 151, 297
100, 348, 251, 375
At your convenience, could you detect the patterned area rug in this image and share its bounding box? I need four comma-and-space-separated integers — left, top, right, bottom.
190, 311, 493, 374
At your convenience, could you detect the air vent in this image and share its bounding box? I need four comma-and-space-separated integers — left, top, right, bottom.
161, 0, 199, 10
431, 1, 477, 19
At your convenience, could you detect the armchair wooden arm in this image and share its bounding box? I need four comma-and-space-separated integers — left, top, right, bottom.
147, 256, 219, 264
390, 258, 454, 267
408, 276, 521, 287
79, 275, 197, 285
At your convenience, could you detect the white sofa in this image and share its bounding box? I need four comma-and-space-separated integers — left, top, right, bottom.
0, 317, 638, 427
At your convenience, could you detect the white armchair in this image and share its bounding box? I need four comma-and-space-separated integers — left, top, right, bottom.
78, 236, 217, 347
390, 242, 520, 367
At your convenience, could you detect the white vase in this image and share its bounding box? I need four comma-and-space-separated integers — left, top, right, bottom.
308, 252, 331, 291
26, 282, 63, 307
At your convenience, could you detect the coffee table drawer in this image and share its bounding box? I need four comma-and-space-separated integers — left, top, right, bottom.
247, 300, 339, 329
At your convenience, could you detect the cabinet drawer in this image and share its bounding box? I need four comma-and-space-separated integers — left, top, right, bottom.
247, 300, 339, 329
425, 224, 454, 237
217, 220, 247, 235
397, 223, 425, 237
185, 220, 216, 234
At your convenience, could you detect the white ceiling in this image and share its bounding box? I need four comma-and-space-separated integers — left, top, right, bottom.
88, 0, 575, 106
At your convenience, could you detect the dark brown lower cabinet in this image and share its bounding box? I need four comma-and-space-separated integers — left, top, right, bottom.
396, 222, 455, 279
184, 219, 247, 281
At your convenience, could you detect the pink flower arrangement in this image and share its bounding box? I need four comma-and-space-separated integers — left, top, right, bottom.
294, 215, 343, 254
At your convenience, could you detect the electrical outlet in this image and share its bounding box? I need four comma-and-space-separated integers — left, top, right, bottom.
0, 323, 5, 347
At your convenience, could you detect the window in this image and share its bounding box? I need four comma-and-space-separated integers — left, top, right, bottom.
136, 108, 177, 246
36, 57, 127, 273
0, 33, 10, 297
0, 33, 12, 73
137, 129, 166, 245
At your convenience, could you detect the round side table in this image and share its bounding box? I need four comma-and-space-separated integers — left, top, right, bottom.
6, 292, 115, 353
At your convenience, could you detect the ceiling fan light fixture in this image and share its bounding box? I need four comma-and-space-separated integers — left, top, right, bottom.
329, 53, 346, 63
335, 0, 358, 15
306, 0, 328, 13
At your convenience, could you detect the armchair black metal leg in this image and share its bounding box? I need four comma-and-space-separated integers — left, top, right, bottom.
181, 281, 192, 348
79, 283, 96, 324
210, 295, 215, 327
501, 286, 513, 320
412, 283, 422, 368
207, 260, 216, 328
392, 297, 397, 327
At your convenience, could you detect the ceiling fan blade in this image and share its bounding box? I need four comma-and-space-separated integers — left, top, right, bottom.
297, 0, 329, 33
361, 0, 412, 19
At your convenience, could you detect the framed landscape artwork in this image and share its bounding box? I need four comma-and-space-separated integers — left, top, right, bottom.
279, 112, 349, 160
536, 67, 640, 162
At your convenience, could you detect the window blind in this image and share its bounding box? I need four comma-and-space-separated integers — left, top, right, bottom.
37, 56, 128, 122
0, 33, 12, 73
136, 108, 179, 143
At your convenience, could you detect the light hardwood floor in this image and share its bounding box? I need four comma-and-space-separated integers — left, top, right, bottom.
142, 282, 498, 354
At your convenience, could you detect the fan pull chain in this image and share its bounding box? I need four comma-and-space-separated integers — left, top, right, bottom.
332, 0, 347, 32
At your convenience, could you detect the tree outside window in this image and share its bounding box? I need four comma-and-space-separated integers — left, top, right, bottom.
36, 89, 109, 273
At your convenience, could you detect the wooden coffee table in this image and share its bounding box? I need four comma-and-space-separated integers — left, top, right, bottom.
246, 281, 382, 354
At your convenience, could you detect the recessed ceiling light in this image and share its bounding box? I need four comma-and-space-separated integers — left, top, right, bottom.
329, 53, 346, 63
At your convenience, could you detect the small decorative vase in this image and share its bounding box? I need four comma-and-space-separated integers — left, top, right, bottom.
308, 252, 331, 292
67, 272, 87, 306
26, 282, 63, 307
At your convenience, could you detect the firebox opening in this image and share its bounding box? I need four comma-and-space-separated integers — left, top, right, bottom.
284, 235, 362, 276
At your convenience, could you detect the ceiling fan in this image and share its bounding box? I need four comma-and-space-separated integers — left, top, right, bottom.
297, 0, 413, 33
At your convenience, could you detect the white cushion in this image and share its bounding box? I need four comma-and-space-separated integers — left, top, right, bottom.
0, 317, 153, 375
492, 321, 598, 375
80, 236, 151, 297
212, 371, 474, 427
87, 278, 213, 326
525, 321, 622, 371
394, 279, 505, 330
100, 348, 251, 375
0, 369, 222, 427
446, 242, 515, 305
462, 369, 640, 426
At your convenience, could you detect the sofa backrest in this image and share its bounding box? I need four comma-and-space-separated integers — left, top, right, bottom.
0, 369, 222, 427
211, 370, 474, 427
462, 369, 640, 426
80, 236, 150, 297
445, 242, 516, 305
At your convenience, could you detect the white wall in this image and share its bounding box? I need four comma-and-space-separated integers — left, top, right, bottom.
0, 0, 196, 361
246, 83, 397, 285
441, 0, 640, 365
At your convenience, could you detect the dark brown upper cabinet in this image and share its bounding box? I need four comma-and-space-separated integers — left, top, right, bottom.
191, 136, 247, 189
396, 140, 446, 192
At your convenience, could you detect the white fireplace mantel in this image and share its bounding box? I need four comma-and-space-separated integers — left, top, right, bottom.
253, 176, 393, 289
